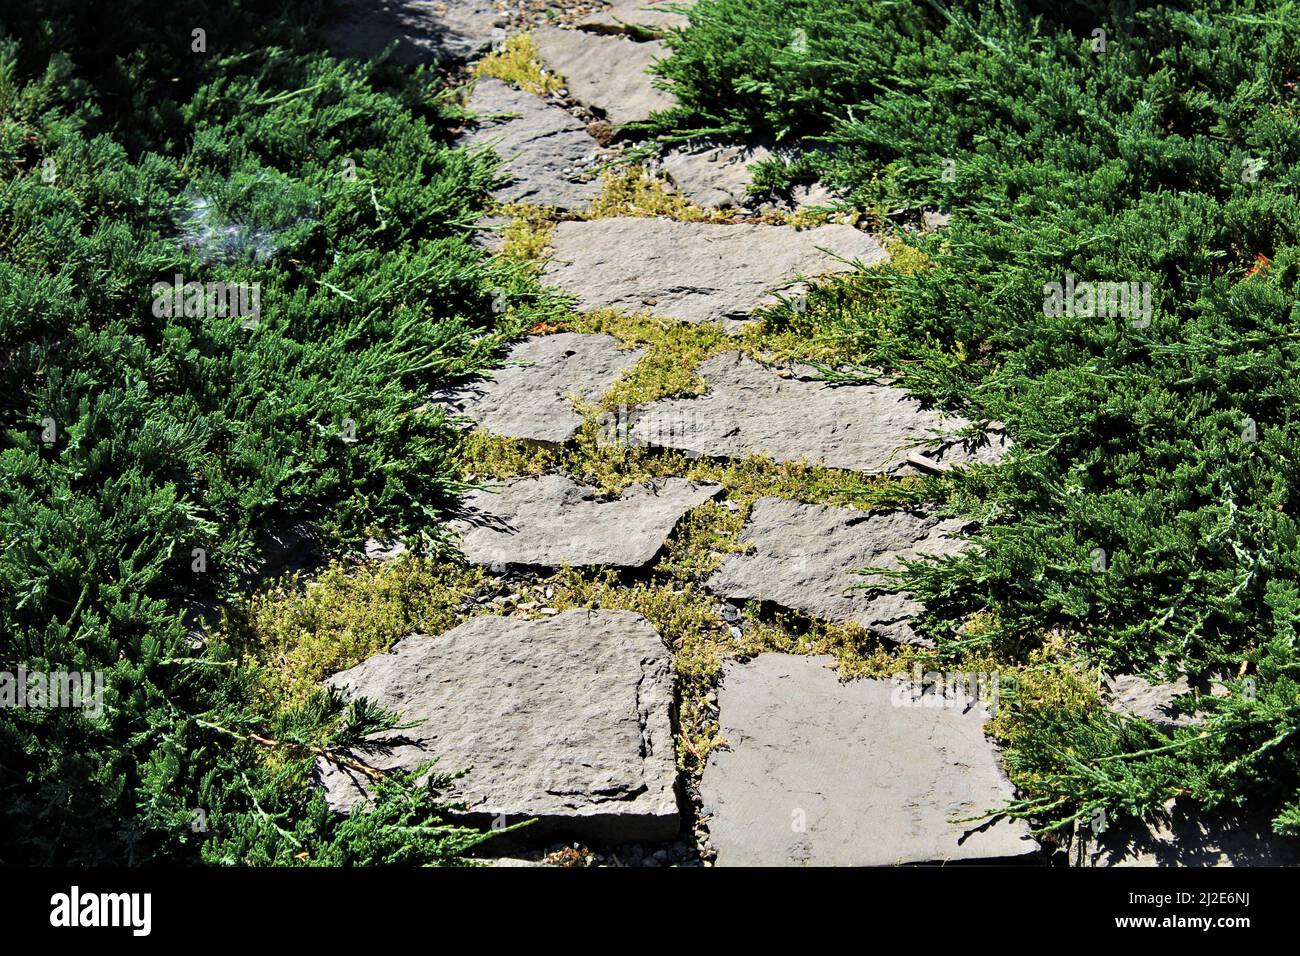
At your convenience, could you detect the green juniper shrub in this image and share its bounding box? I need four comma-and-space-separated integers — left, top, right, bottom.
0, 0, 556, 864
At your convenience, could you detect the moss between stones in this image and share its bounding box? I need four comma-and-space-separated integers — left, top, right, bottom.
473, 33, 564, 96
538, 565, 935, 773
226, 514, 1092, 784
495, 201, 559, 269
450, 379, 943, 773
585, 166, 727, 222
225, 558, 489, 708
566, 309, 727, 407
456, 413, 935, 506
226, 188, 967, 799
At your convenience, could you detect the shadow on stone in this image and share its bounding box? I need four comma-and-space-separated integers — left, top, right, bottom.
1077, 799, 1300, 866
325, 0, 502, 66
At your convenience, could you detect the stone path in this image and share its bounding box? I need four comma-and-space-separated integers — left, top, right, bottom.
459, 79, 606, 208
433, 332, 643, 443
700, 655, 1037, 865
320, 610, 679, 840
543, 219, 888, 327
657, 144, 774, 210
450, 474, 719, 568
1074, 798, 1300, 867
705, 499, 968, 644
323, 1, 1040, 867
628, 351, 1006, 468
1104, 672, 1202, 729
533, 26, 673, 125
327, 0, 504, 65
576, 0, 691, 34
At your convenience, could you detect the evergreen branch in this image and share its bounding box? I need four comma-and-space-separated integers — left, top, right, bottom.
195, 719, 387, 781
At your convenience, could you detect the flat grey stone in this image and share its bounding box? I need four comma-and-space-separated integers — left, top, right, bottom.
659, 144, 772, 209
790, 182, 839, 208
320, 610, 680, 841
534, 27, 675, 125
460, 79, 604, 209
432, 333, 644, 444
706, 498, 967, 644
928, 426, 1012, 468
577, 0, 693, 34
758, 182, 842, 218
701, 654, 1039, 865
629, 351, 1005, 473
1076, 799, 1300, 866
326, 0, 503, 65
1105, 673, 1199, 728
363, 538, 409, 562
480, 856, 548, 867
449, 474, 721, 568
922, 210, 952, 231
542, 218, 888, 325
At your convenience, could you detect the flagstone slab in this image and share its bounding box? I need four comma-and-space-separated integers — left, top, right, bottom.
432, 333, 644, 444
1105, 673, 1200, 729
658, 144, 773, 209
576, 0, 694, 34
700, 654, 1039, 866
628, 351, 1006, 473
326, 0, 503, 65
706, 498, 967, 644
460, 79, 604, 209
319, 610, 680, 840
449, 474, 721, 568
541, 218, 888, 326
534, 27, 675, 125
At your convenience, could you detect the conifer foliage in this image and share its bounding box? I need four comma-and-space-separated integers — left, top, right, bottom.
0, 1, 538, 863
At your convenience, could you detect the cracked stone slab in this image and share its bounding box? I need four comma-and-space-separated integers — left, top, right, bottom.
534, 27, 675, 125
1076, 799, 1300, 867
319, 610, 680, 841
325, 0, 503, 65
459, 79, 604, 209
701, 654, 1039, 866
431, 333, 644, 444
629, 351, 1006, 473
658, 144, 773, 209
542, 218, 888, 325
449, 474, 721, 568
576, 0, 694, 34
706, 498, 967, 644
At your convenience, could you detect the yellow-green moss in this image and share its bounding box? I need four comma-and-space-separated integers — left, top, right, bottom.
455, 415, 933, 506
456, 429, 557, 481
585, 166, 727, 222
473, 33, 563, 96
567, 309, 728, 408
230, 226, 965, 789
225, 557, 489, 706
495, 202, 558, 268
